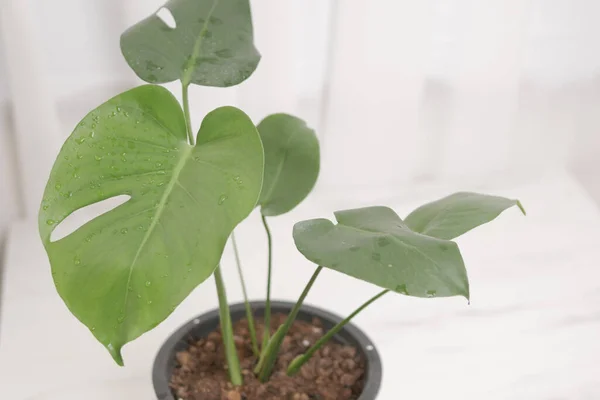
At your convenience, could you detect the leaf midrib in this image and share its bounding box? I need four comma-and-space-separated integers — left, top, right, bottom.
181, 0, 221, 86
120, 145, 194, 330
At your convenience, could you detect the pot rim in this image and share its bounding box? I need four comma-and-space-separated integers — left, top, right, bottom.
153, 300, 382, 400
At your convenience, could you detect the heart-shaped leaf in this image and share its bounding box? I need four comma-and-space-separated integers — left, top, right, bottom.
293, 206, 469, 299
257, 114, 320, 216
38, 85, 264, 365
121, 0, 260, 87
405, 192, 525, 240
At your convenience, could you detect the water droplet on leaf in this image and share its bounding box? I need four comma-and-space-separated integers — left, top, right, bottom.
215, 48, 233, 58
377, 237, 391, 247
145, 281, 151, 287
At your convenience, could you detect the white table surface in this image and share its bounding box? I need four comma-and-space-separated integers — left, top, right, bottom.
2, 170, 599, 399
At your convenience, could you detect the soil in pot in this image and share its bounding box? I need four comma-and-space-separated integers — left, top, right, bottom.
170, 313, 366, 400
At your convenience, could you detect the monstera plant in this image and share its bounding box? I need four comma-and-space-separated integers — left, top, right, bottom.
38, 0, 525, 398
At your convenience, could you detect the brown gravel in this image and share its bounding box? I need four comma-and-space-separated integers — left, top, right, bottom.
170, 313, 366, 400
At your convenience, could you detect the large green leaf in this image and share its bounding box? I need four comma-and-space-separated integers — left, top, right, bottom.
257, 114, 320, 216
293, 207, 469, 299
404, 192, 525, 240
120, 0, 260, 87
38, 85, 264, 365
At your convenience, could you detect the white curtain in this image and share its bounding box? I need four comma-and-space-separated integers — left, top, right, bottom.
1, 0, 599, 225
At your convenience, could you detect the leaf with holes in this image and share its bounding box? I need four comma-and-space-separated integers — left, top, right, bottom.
293, 206, 469, 299
404, 192, 526, 240
257, 114, 320, 216
120, 0, 260, 87
38, 85, 264, 365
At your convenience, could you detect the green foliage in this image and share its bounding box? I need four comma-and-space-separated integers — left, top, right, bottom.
120, 0, 260, 87
404, 192, 525, 240
293, 206, 470, 299
39, 85, 264, 364
255, 114, 320, 355
39, 0, 525, 383
257, 114, 320, 216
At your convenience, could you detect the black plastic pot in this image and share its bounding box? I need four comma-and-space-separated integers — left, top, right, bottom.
153, 300, 382, 400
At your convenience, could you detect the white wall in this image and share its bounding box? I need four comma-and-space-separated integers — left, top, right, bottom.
0, 0, 599, 235
0, 50, 20, 255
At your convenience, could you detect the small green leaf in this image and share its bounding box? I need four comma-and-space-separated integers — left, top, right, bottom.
257, 114, 320, 216
38, 85, 264, 365
293, 206, 469, 299
120, 0, 260, 87
404, 192, 525, 240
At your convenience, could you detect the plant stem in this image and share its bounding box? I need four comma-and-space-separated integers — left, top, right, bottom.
287, 289, 389, 376
256, 266, 323, 381
260, 214, 273, 352
231, 231, 259, 357
182, 80, 241, 381
181, 82, 195, 146
214, 265, 243, 386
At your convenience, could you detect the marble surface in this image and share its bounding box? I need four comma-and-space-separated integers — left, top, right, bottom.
1, 171, 599, 399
